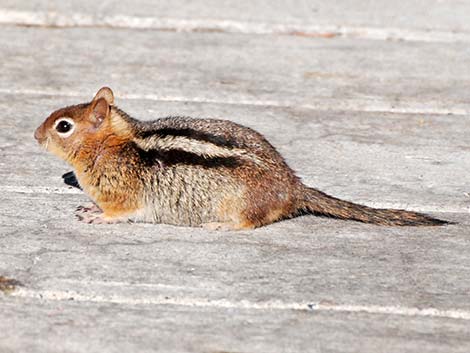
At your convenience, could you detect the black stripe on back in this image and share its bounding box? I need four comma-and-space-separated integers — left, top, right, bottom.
137, 147, 242, 169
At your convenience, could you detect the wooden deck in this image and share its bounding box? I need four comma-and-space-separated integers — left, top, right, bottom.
0, 1, 469, 352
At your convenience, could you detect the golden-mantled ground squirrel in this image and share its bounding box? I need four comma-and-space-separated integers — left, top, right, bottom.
34, 87, 447, 229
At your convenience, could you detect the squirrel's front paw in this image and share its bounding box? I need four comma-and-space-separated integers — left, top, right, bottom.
76, 212, 117, 224
76, 209, 128, 224
76, 204, 104, 223
76, 203, 101, 215
76, 211, 102, 223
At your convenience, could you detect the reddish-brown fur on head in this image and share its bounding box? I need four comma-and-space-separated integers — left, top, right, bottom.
34, 87, 117, 165
35, 87, 144, 220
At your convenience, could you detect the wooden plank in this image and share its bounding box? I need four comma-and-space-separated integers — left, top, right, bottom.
0, 27, 469, 114
1, 1, 470, 40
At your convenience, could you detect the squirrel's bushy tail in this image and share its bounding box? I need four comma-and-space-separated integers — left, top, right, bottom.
299, 187, 448, 226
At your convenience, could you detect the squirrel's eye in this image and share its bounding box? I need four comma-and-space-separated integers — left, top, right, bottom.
56, 120, 72, 133
54, 118, 75, 137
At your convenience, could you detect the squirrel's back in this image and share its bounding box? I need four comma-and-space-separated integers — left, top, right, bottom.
125, 115, 302, 227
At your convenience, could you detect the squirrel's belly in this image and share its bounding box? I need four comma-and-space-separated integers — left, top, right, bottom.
137, 166, 246, 226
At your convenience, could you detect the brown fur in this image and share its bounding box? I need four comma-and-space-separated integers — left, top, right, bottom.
34, 87, 448, 229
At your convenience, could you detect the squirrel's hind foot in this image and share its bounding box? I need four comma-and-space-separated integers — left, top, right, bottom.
201, 221, 256, 231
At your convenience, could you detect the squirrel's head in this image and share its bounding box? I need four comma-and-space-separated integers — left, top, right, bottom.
34, 87, 120, 164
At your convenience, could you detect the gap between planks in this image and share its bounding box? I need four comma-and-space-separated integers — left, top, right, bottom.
0, 9, 469, 43
1, 185, 467, 214
0, 88, 468, 116
10, 287, 470, 321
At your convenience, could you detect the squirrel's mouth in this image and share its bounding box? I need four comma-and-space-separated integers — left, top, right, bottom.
35, 135, 50, 150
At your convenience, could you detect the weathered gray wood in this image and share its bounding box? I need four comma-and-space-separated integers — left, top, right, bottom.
2, 0, 470, 39
1, 296, 469, 353
1, 1, 469, 352
0, 27, 469, 115
0, 191, 468, 311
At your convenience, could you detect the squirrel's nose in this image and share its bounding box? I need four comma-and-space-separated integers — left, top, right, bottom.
34, 126, 42, 141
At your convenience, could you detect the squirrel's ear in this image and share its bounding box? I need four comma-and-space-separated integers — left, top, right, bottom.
93, 87, 114, 105
89, 98, 109, 127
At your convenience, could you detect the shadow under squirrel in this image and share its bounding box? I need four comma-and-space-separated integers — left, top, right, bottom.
34, 87, 448, 230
